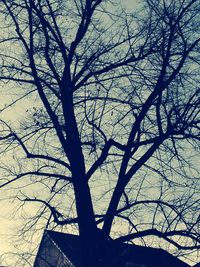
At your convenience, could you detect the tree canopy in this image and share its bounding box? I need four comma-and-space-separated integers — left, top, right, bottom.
0, 0, 199, 266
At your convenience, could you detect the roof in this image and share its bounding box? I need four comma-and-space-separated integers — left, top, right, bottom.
46, 230, 81, 267
115, 242, 190, 267
45, 230, 190, 267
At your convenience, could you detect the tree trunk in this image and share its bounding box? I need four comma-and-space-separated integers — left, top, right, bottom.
61, 88, 105, 266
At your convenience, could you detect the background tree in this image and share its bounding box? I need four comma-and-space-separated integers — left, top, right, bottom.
0, 0, 199, 266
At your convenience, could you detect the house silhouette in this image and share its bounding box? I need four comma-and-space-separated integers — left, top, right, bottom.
33, 230, 192, 267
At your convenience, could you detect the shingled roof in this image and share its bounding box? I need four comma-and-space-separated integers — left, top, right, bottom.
44, 230, 191, 267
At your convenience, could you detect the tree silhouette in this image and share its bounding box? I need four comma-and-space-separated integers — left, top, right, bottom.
0, 0, 199, 266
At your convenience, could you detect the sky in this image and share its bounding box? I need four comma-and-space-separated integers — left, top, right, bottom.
0, 2, 140, 265
0, 0, 199, 266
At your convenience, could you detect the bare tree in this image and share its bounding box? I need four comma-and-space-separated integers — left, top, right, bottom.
0, 0, 199, 266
